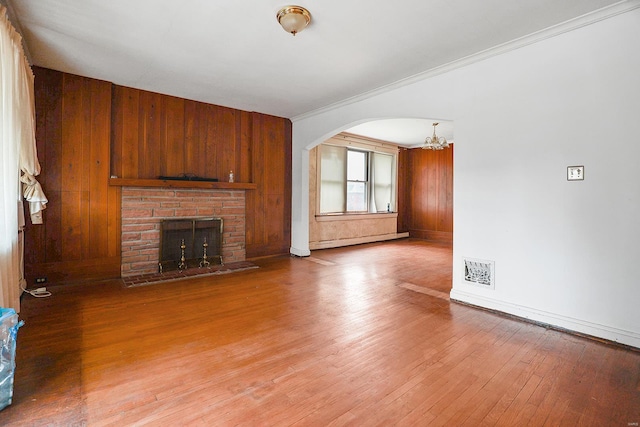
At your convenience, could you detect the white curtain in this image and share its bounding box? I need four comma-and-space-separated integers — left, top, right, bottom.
319, 145, 346, 214
0, 6, 43, 311
369, 152, 395, 213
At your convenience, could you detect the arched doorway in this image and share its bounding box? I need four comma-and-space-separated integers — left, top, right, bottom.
298, 118, 454, 293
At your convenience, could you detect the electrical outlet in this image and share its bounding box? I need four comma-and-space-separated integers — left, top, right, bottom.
35, 277, 47, 284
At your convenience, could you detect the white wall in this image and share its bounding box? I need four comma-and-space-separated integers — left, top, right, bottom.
291, 7, 640, 347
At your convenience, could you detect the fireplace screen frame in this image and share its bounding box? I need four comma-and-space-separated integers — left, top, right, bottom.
159, 217, 223, 272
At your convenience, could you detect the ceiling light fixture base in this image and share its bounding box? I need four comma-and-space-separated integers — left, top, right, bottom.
276, 6, 311, 36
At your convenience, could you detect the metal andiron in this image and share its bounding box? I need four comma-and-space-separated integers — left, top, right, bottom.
199, 237, 210, 268
178, 239, 187, 270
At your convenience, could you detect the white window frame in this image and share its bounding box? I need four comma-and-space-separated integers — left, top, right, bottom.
346, 148, 369, 213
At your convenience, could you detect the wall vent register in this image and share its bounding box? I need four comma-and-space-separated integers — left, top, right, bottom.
463, 258, 495, 289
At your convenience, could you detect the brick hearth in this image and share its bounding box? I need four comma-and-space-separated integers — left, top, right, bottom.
121, 187, 246, 277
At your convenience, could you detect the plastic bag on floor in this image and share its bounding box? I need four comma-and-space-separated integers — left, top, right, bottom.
0, 308, 24, 411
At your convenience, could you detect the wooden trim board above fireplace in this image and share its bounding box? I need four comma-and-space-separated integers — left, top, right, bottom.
110, 178, 257, 190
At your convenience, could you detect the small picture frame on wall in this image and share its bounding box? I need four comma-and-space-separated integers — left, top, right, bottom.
567, 165, 584, 181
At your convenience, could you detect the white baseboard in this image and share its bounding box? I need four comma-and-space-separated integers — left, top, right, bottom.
309, 232, 409, 250
289, 246, 311, 257
449, 289, 640, 349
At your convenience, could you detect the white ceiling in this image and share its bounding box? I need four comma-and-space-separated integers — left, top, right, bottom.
345, 119, 455, 147
5, 0, 626, 144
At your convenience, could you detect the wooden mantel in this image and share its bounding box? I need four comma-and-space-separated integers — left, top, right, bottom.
109, 178, 257, 190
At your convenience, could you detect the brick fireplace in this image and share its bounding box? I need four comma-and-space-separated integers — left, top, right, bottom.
121, 187, 246, 277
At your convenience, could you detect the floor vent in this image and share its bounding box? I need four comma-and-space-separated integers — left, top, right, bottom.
463, 258, 495, 289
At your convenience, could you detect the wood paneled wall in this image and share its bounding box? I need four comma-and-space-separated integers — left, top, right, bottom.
398, 146, 453, 242
26, 68, 121, 284
25, 67, 292, 285
110, 85, 291, 259
111, 87, 254, 183
246, 113, 292, 258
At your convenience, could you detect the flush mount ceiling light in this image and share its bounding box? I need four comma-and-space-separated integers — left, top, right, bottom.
422, 122, 450, 150
276, 6, 311, 36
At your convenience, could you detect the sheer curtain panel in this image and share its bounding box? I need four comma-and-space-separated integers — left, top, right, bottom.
370, 152, 395, 213
320, 145, 346, 214
0, 5, 42, 311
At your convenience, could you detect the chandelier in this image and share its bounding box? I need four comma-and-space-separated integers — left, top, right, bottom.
422, 122, 450, 150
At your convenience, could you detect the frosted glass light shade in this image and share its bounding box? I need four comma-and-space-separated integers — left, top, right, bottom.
277, 6, 311, 35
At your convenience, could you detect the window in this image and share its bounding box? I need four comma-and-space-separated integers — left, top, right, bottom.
346, 150, 368, 212
319, 143, 396, 215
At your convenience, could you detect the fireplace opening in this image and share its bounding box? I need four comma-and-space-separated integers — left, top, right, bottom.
159, 218, 223, 272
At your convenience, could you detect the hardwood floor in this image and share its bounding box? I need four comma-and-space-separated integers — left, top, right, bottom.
4, 239, 639, 426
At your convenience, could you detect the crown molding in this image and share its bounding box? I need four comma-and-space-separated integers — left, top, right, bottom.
292, 0, 640, 122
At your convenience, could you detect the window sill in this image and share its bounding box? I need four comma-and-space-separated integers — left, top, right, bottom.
315, 212, 398, 222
